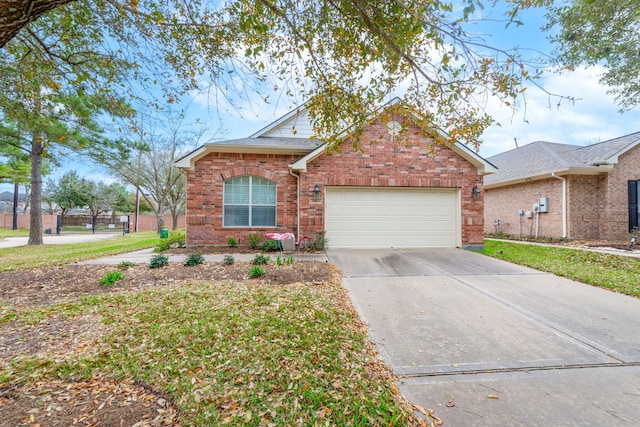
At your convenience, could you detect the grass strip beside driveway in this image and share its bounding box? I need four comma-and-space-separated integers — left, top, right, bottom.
1, 276, 425, 426
482, 240, 640, 298
0, 231, 160, 272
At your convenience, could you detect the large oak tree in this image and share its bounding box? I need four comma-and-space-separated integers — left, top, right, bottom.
2, 0, 557, 243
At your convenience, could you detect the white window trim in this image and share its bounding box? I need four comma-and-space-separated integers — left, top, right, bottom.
223, 175, 277, 228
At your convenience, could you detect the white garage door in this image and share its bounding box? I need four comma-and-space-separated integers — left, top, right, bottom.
325, 187, 460, 248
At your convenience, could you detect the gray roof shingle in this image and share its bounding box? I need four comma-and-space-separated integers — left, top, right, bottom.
485, 131, 640, 185
204, 137, 321, 150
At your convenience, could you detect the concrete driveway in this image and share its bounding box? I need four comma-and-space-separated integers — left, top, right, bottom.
327, 248, 640, 426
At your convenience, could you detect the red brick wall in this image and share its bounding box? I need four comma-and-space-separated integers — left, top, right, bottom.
484, 178, 564, 238
185, 119, 485, 247
485, 145, 640, 241
0, 213, 57, 230
566, 175, 604, 240
186, 153, 300, 246
602, 147, 640, 240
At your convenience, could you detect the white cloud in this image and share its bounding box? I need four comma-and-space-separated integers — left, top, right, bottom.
478, 66, 640, 157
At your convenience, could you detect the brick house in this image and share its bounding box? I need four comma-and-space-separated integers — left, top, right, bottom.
484, 132, 640, 241
175, 99, 496, 249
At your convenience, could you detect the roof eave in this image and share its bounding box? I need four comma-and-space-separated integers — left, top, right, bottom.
601, 139, 640, 164
174, 146, 207, 170
289, 144, 327, 172
174, 144, 315, 171
450, 143, 497, 175
485, 165, 613, 189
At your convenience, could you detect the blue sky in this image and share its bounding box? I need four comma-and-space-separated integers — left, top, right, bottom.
3, 2, 640, 193
182, 3, 640, 158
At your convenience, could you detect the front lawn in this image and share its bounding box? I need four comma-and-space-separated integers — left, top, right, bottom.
482, 239, 640, 298
0, 268, 430, 426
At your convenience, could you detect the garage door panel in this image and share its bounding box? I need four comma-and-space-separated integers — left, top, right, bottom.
325, 187, 459, 248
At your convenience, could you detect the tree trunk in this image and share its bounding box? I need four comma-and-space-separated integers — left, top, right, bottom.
12, 181, 18, 230
0, 0, 75, 48
171, 211, 179, 230
155, 199, 165, 233
28, 136, 43, 245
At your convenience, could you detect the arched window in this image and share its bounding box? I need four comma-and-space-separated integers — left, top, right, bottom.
224, 176, 276, 227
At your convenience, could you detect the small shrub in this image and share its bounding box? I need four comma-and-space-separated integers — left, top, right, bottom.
149, 254, 169, 269
485, 232, 511, 239
249, 266, 265, 278
118, 261, 136, 270
100, 271, 124, 287
221, 255, 235, 266
275, 256, 295, 267
251, 254, 270, 265
184, 253, 205, 266
155, 231, 186, 252
227, 236, 238, 247
259, 239, 280, 252
248, 233, 262, 249
309, 231, 328, 250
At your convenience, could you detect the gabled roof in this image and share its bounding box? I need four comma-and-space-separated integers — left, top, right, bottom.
249, 101, 313, 138
175, 97, 496, 175
485, 131, 640, 188
289, 97, 497, 175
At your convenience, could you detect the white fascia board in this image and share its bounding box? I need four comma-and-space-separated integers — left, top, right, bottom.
450, 143, 497, 175
174, 145, 207, 170
174, 144, 313, 171
289, 144, 328, 172
598, 139, 640, 165
484, 166, 612, 189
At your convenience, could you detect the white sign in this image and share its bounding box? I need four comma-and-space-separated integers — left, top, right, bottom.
86, 224, 92, 229
120, 216, 128, 223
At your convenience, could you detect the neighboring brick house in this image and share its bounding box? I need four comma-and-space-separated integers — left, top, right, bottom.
484, 132, 640, 241
175, 99, 496, 249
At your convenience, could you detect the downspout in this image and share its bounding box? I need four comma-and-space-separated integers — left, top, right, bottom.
288, 167, 301, 241
551, 173, 567, 239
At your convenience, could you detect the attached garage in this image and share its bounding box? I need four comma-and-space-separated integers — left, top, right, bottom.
325, 187, 461, 248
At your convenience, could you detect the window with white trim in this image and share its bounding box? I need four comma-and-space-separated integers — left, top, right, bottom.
224, 176, 276, 227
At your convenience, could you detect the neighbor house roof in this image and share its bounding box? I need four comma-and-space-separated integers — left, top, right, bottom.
0, 191, 26, 203
485, 131, 640, 188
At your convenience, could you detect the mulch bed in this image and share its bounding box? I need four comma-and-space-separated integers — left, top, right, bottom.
0, 261, 332, 308
0, 260, 333, 427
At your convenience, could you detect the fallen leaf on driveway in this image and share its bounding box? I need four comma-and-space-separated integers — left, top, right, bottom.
446, 396, 456, 407
487, 395, 499, 399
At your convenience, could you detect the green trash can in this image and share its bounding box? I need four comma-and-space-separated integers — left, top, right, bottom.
160, 228, 169, 239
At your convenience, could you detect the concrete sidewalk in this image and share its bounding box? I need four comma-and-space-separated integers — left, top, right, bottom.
0, 233, 121, 249
79, 248, 329, 265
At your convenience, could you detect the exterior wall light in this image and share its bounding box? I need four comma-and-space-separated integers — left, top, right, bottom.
314, 184, 320, 198
472, 185, 480, 199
